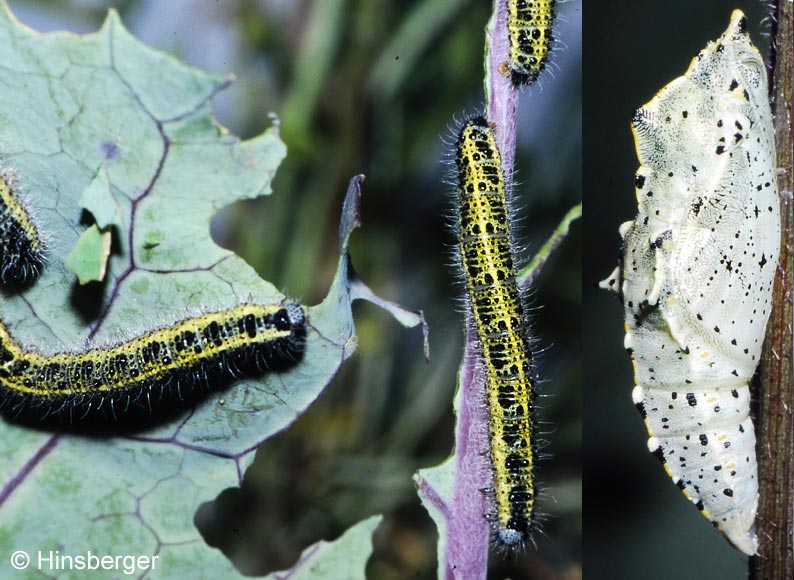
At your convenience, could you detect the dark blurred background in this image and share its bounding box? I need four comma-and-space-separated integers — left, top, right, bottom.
8, 0, 581, 578
584, 1, 769, 579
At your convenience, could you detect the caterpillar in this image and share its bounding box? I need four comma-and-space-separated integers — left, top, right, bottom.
0, 302, 306, 420
455, 116, 536, 546
502, 0, 556, 86
0, 169, 306, 421
601, 10, 778, 555
0, 168, 45, 286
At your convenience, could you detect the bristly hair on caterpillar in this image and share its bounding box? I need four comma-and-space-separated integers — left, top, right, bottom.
0, 168, 46, 287
501, 0, 557, 86
453, 115, 540, 547
0, 302, 306, 426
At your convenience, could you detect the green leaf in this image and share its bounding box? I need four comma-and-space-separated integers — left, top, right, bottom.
79, 165, 124, 231
0, 3, 391, 577
268, 516, 382, 580
65, 224, 111, 284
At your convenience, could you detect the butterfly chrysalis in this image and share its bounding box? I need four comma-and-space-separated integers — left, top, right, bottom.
601, 10, 778, 555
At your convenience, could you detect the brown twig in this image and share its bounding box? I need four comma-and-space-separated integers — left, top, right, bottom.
753, 2, 794, 579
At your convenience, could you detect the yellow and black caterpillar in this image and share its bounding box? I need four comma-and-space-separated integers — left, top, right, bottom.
0, 170, 45, 286
505, 0, 556, 86
0, 303, 306, 420
455, 116, 536, 546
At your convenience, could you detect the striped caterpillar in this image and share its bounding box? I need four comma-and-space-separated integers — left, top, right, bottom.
455, 116, 536, 546
601, 10, 778, 555
0, 303, 306, 421
0, 169, 45, 286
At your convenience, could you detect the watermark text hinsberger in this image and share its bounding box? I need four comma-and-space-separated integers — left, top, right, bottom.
9, 549, 159, 575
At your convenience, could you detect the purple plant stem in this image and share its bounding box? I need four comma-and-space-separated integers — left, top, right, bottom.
486, 0, 519, 181
443, 334, 491, 578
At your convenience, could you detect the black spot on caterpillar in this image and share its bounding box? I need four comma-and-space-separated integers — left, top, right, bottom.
455, 116, 537, 546
0, 169, 45, 287
0, 302, 306, 425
